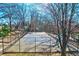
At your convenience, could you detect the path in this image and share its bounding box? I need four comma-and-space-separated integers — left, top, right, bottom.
5, 32, 59, 52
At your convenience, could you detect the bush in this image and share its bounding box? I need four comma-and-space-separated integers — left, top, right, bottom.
0, 24, 10, 37
24, 26, 30, 32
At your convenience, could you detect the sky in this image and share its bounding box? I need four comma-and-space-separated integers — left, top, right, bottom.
0, 3, 52, 24
0, 3, 79, 25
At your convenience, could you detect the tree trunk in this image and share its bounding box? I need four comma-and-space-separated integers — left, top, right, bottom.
61, 48, 66, 56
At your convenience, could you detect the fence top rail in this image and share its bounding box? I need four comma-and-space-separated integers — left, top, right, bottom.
23, 36, 54, 38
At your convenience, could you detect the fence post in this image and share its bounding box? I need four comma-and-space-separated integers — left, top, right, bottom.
35, 37, 36, 53
2, 37, 4, 54
50, 38, 52, 55
10, 31, 11, 42
19, 32, 21, 52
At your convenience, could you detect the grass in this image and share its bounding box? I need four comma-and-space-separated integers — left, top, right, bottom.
1, 52, 61, 56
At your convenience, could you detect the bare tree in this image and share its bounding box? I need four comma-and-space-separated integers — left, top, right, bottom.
14, 4, 27, 30
47, 3, 76, 56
